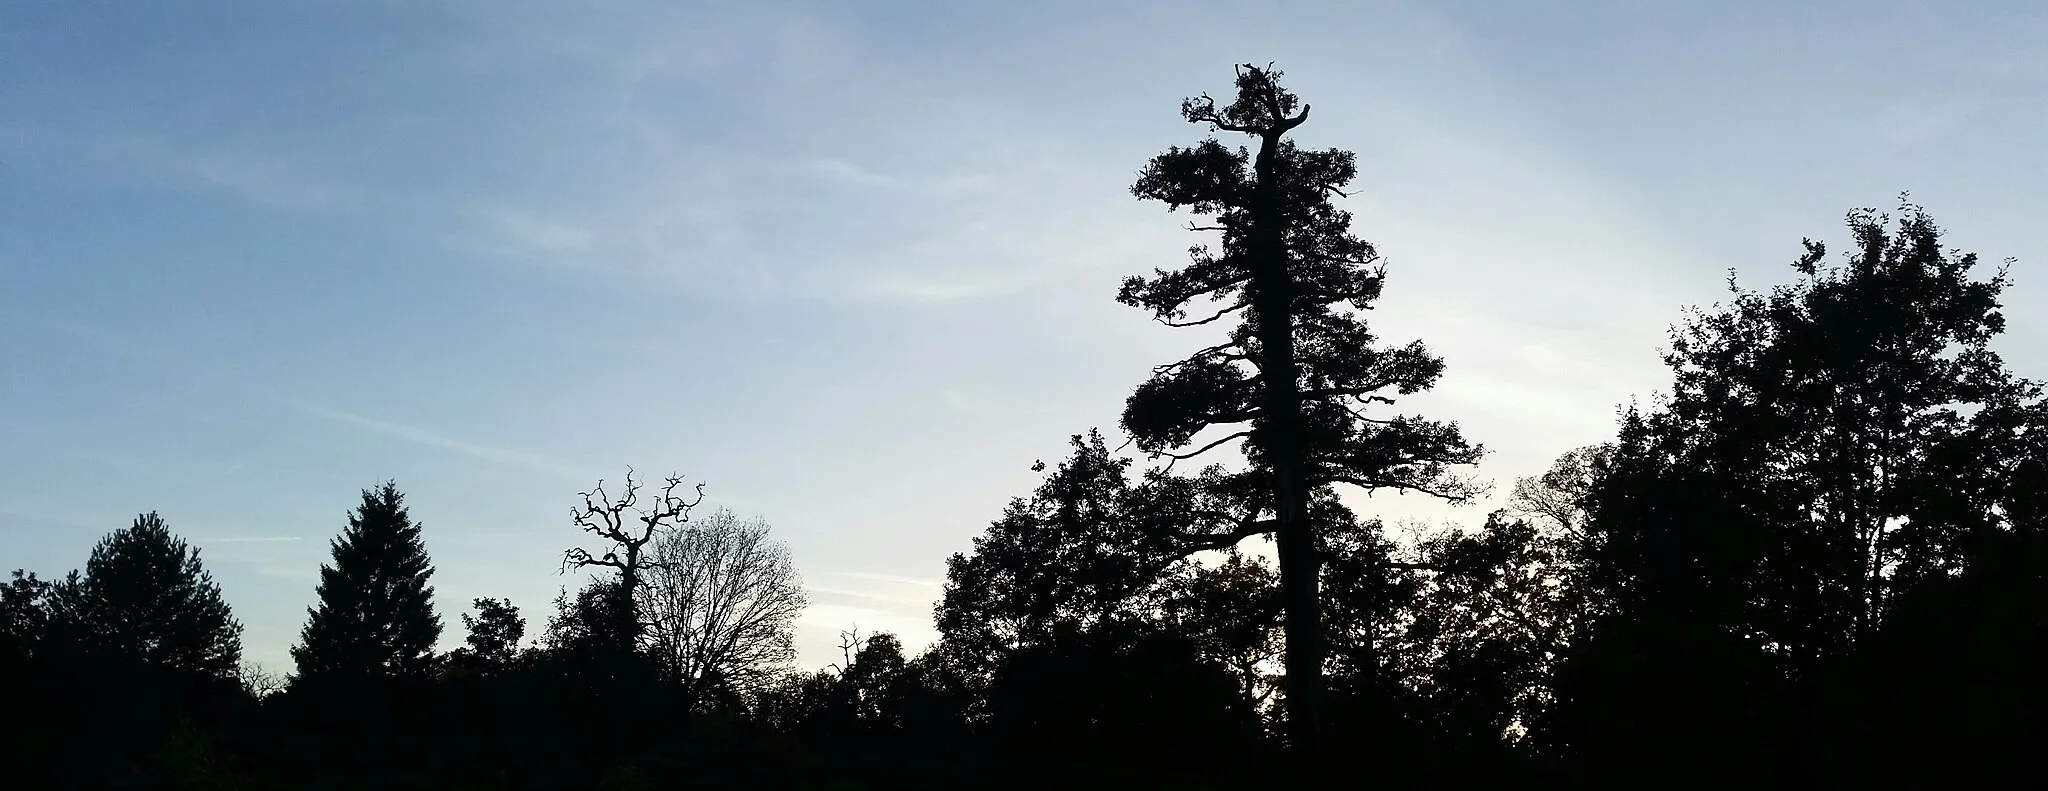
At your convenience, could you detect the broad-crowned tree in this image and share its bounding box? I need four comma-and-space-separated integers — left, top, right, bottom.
50, 513, 242, 678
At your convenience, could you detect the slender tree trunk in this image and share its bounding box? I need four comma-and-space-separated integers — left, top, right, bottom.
1249, 126, 1324, 760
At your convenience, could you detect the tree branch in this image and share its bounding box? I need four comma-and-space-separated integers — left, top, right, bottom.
1164, 431, 1252, 462
1159, 299, 1250, 328
1321, 474, 1477, 503
1152, 340, 1254, 377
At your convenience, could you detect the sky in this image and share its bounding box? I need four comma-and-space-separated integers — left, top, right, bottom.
4, 0, 2045, 674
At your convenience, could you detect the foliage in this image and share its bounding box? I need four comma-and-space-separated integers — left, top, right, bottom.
1118, 63, 1483, 748
935, 430, 1168, 688
50, 512, 244, 679
1541, 202, 2048, 782
446, 597, 526, 676
0, 569, 55, 663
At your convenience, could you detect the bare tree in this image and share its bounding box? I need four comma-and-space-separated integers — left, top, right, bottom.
240, 662, 289, 699
637, 508, 806, 707
561, 469, 706, 644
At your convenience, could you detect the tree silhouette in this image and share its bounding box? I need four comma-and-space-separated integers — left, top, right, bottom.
935, 430, 1168, 689
1159, 550, 1282, 707
49, 512, 243, 679
828, 630, 910, 729
637, 508, 806, 707
1544, 201, 2048, 782
561, 469, 706, 647
0, 569, 55, 664
446, 597, 524, 676
292, 481, 443, 680
1374, 448, 1607, 754
540, 579, 631, 657
1119, 63, 1482, 752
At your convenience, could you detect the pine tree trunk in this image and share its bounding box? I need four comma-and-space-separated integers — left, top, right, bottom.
1249, 126, 1324, 761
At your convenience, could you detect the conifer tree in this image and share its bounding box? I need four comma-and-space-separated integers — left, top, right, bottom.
1119, 63, 1482, 753
51, 512, 243, 678
292, 481, 443, 679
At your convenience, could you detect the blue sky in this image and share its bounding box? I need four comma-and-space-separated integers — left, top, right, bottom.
4, 0, 2044, 674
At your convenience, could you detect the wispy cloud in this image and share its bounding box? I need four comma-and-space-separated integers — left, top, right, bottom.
807, 158, 991, 195
195, 535, 304, 543
0, 124, 373, 215
817, 570, 942, 588
469, 209, 595, 255
939, 388, 1059, 419
304, 406, 597, 480
808, 586, 933, 612
806, 571, 944, 612
178, 153, 366, 212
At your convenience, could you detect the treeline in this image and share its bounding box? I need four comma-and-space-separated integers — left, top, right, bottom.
6, 64, 2047, 788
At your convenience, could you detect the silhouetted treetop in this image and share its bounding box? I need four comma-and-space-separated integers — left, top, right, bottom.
1530, 200, 2048, 783
292, 481, 442, 680
448, 596, 525, 676
0, 570, 55, 664
638, 508, 806, 707
562, 469, 706, 648
1119, 62, 1483, 756
51, 512, 243, 678
936, 431, 1164, 672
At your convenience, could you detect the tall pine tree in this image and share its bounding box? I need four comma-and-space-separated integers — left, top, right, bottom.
52, 512, 243, 679
1118, 64, 1482, 755
292, 481, 443, 679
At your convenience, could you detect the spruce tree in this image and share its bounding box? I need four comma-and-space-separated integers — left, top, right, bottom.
53, 512, 243, 679
292, 481, 443, 679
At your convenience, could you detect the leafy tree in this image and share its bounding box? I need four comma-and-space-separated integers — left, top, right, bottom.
540, 579, 631, 656
1544, 202, 2048, 781
292, 481, 443, 679
0, 569, 55, 664
1118, 63, 1482, 749
50, 512, 243, 678
1159, 551, 1282, 707
934, 430, 1169, 691
1393, 514, 1572, 754
1375, 447, 1608, 754
637, 508, 806, 707
447, 597, 525, 675
794, 629, 914, 734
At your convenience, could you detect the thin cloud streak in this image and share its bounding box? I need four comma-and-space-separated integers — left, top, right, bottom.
303, 406, 598, 481
817, 571, 943, 588
195, 536, 304, 544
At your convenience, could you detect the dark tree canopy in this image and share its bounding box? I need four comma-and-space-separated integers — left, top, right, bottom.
292, 481, 443, 680
1541, 202, 2048, 782
1579, 203, 2034, 662
447, 596, 525, 675
935, 430, 1165, 681
0, 569, 56, 664
541, 578, 632, 657
50, 512, 244, 679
